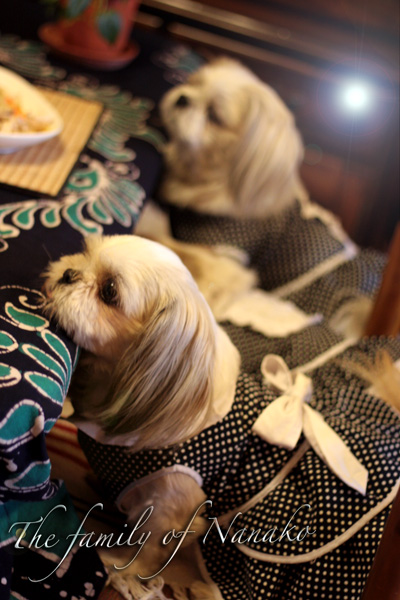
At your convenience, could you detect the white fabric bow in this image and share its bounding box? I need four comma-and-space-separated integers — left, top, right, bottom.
252, 354, 368, 495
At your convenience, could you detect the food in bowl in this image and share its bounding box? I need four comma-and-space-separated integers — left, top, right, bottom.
0, 88, 53, 133
0, 67, 63, 154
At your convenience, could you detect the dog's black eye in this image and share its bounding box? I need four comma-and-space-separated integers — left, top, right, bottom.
175, 95, 189, 108
100, 278, 118, 306
207, 105, 223, 126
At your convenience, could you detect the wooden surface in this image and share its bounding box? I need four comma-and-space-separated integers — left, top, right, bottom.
365, 224, 400, 336
361, 486, 400, 600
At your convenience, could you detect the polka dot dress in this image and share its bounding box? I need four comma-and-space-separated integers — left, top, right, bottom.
286, 250, 386, 318
78, 336, 400, 600
166, 200, 385, 319
167, 201, 353, 294
77, 201, 399, 599
221, 320, 343, 375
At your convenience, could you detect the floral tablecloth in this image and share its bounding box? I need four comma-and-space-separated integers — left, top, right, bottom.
0, 27, 203, 600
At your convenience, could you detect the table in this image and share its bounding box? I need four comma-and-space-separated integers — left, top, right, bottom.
0, 26, 203, 600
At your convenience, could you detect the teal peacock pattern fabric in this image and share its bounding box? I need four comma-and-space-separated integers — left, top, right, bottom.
0, 28, 202, 599
0, 30, 201, 503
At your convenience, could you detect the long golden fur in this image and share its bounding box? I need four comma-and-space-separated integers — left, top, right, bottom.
344, 350, 400, 411
42, 235, 239, 453
160, 57, 305, 218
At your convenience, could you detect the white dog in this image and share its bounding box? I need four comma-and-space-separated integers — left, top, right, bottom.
42, 235, 240, 443
136, 57, 321, 337
42, 235, 400, 600
159, 57, 305, 218
42, 235, 240, 596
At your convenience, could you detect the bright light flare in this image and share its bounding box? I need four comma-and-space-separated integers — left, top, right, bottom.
340, 81, 372, 113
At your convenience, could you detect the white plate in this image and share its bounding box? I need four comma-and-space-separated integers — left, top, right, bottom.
0, 67, 63, 154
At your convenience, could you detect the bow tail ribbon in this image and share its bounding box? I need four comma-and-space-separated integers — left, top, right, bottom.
252, 373, 310, 450
302, 405, 368, 495
253, 354, 368, 495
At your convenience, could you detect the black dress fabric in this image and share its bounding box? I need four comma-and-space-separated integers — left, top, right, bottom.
167, 200, 385, 318
77, 333, 400, 600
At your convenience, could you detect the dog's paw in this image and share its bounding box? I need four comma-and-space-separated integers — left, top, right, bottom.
106, 572, 133, 600
212, 244, 250, 266
181, 515, 208, 548
107, 571, 166, 600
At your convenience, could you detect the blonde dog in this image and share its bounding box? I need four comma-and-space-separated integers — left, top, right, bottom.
136, 57, 318, 334
42, 235, 240, 447
42, 234, 240, 596
159, 57, 305, 218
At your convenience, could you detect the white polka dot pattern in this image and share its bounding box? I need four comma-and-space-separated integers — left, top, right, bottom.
78, 337, 400, 599
77, 198, 399, 598
168, 201, 348, 292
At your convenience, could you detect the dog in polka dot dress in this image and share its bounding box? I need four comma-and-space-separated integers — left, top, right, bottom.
43, 234, 241, 597
137, 56, 306, 309
42, 234, 400, 600
136, 57, 360, 338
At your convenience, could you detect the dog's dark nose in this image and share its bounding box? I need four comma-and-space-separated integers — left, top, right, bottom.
175, 95, 190, 108
59, 269, 80, 285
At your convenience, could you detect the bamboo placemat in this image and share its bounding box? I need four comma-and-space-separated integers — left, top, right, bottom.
0, 88, 103, 197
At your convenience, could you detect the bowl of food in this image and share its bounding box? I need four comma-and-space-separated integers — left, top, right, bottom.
0, 67, 63, 154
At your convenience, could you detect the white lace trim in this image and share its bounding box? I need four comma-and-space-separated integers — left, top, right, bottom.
115, 465, 203, 513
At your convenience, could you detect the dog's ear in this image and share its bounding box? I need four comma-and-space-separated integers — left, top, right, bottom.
230, 83, 304, 218
95, 282, 216, 450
